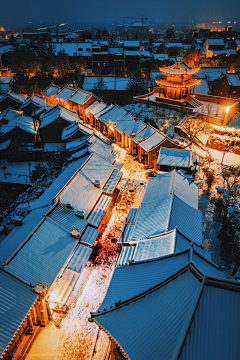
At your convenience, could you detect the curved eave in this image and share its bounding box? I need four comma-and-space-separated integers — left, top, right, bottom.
155, 79, 202, 89
92, 318, 130, 360
159, 67, 200, 76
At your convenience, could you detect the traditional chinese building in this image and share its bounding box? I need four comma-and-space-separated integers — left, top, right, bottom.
155, 61, 202, 100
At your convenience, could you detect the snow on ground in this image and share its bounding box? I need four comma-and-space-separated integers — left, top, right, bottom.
192, 143, 240, 264
227, 113, 240, 129
194, 154, 223, 262
0, 161, 47, 184
123, 102, 184, 138
26, 146, 149, 360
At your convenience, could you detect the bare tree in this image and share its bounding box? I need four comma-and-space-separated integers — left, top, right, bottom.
202, 167, 216, 191
204, 152, 214, 168
181, 116, 209, 144
171, 115, 179, 138
206, 103, 213, 116
221, 166, 240, 200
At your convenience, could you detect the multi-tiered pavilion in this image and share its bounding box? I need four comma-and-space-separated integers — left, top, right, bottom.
155, 61, 202, 100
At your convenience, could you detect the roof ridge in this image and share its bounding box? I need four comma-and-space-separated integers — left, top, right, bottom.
166, 191, 174, 231
92, 264, 191, 318
118, 247, 190, 267
174, 274, 206, 360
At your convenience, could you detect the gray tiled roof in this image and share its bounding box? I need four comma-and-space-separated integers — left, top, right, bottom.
93, 261, 240, 360
87, 194, 112, 228
5, 218, 77, 287
130, 195, 173, 241
47, 202, 88, 234
99, 250, 189, 312
94, 269, 201, 360
169, 195, 202, 245
80, 226, 99, 246
67, 243, 92, 272
0, 268, 37, 356
103, 169, 122, 195
79, 153, 114, 189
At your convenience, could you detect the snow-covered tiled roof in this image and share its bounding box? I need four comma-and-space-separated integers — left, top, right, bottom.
0, 45, 14, 55
47, 201, 88, 234
132, 230, 176, 262
85, 101, 107, 116
142, 170, 198, 210
99, 250, 190, 311
65, 136, 89, 152
54, 42, 91, 56
43, 83, 60, 97
227, 73, 240, 86
4, 217, 77, 286
60, 171, 102, 218
157, 147, 192, 168
169, 194, 202, 245
208, 38, 225, 46
114, 114, 135, 133
43, 143, 66, 152
0, 204, 53, 265
21, 93, 45, 109
0, 114, 36, 135
79, 153, 114, 189
8, 92, 27, 102
0, 92, 26, 104
30, 155, 90, 211
128, 169, 201, 244
124, 50, 141, 56
153, 53, 169, 61
88, 140, 116, 164
98, 105, 127, 124
0, 268, 37, 356
103, 169, 122, 195
122, 119, 146, 136
130, 195, 173, 241
118, 208, 140, 245
67, 243, 92, 272
70, 147, 89, 161
0, 82, 11, 93
87, 133, 111, 149
32, 104, 51, 117
79, 226, 99, 247
124, 40, 140, 48
108, 47, 124, 55
132, 125, 155, 142
194, 66, 227, 81
55, 86, 77, 102
139, 131, 165, 152
92, 263, 239, 360
69, 89, 92, 104
94, 104, 113, 119
87, 194, 112, 228
212, 49, 237, 55
194, 79, 209, 94
40, 105, 79, 128
0, 107, 22, 122
62, 120, 93, 140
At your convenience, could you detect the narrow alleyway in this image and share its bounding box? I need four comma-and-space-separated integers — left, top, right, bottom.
26, 146, 149, 360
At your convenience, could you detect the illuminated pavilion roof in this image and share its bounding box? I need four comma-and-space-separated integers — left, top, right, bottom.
155, 78, 202, 89
159, 61, 200, 77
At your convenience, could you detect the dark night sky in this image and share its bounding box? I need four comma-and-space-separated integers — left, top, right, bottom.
1, 0, 240, 27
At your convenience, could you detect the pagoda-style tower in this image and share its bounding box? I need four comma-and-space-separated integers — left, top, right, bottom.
155, 61, 201, 100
